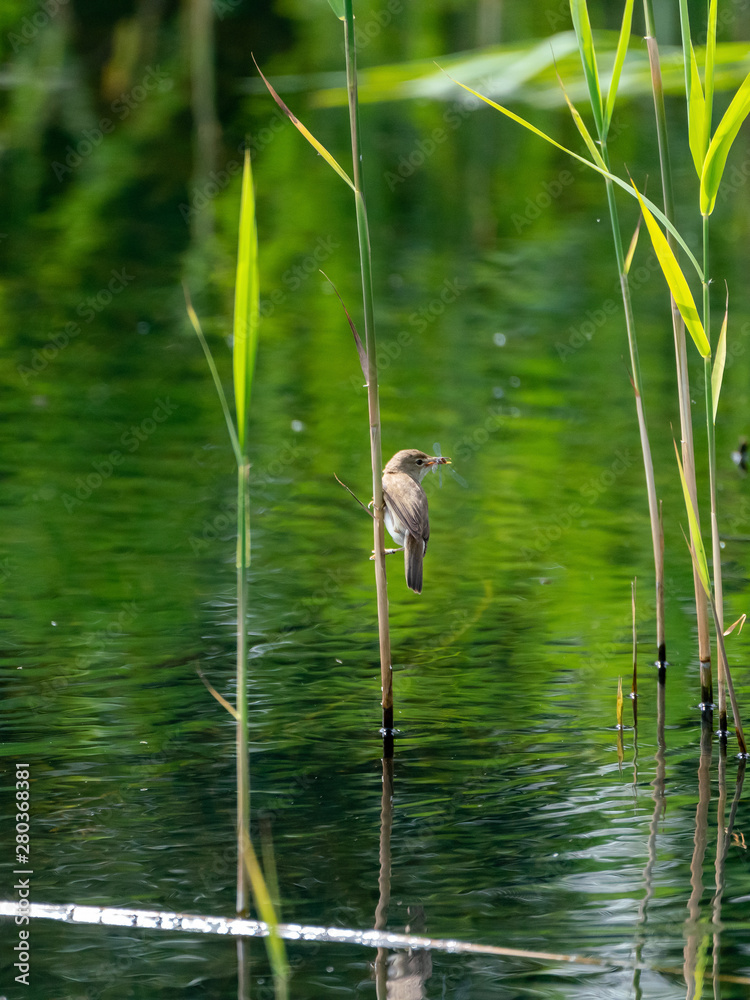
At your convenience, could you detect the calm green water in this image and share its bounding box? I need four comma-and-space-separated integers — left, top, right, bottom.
3, 2, 750, 998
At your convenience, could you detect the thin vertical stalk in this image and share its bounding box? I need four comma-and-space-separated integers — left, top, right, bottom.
632, 667, 666, 997
683, 716, 713, 994
568, 0, 667, 668
237, 939, 249, 1000
703, 213, 726, 730
697, 0, 724, 719
711, 598, 747, 753
232, 149, 257, 919
600, 139, 665, 664
643, 0, 712, 686
236, 461, 250, 915
631, 578, 638, 698
187, 150, 286, 991
374, 755, 394, 997
343, 0, 393, 735
711, 746, 727, 998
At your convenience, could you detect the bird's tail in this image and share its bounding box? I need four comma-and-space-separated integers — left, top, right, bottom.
405, 534, 423, 594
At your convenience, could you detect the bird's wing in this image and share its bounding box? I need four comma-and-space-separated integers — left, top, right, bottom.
383, 474, 428, 542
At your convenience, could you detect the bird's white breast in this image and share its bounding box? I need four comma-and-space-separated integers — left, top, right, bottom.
384, 505, 406, 547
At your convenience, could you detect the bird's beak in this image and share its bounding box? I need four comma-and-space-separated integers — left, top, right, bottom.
426, 456, 451, 466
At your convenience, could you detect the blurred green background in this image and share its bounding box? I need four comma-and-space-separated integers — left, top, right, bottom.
2, 1, 750, 997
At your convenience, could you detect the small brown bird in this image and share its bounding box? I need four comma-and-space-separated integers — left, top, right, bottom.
382, 449, 450, 594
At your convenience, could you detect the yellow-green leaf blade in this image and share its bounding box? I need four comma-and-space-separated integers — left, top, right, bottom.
327, 0, 344, 18
184, 285, 242, 465
233, 149, 260, 454
604, 0, 635, 133
241, 832, 289, 994
674, 441, 711, 596
632, 183, 710, 357
448, 74, 576, 158
560, 84, 606, 169
254, 58, 355, 191
688, 41, 706, 176
570, 0, 603, 137
700, 69, 750, 215
623, 215, 642, 276
704, 0, 718, 139
446, 72, 704, 281
711, 290, 729, 424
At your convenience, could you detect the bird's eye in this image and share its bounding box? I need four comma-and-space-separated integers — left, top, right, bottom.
416, 459, 423, 465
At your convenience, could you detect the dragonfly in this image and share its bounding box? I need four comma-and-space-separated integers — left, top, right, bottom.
433, 442, 468, 488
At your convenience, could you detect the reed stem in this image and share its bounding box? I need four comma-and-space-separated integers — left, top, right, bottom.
600, 135, 665, 665
702, 213, 726, 728
236, 460, 250, 914
343, 0, 393, 735
642, 0, 712, 681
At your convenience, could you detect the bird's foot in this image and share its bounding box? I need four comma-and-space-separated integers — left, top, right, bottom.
370, 547, 404, 560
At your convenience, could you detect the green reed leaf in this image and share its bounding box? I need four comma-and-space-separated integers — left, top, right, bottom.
688, 41, 707, 175
184, 285, 242, 466
327, 0, 345, 18
560, 83, 606, 169
603, 0, 635, 134
711, 289, 729, 424
254, 56, 355, 191
705, 0, 718, 138
674, 441, 711, 596
241, 831, 289, 999
570, 0, 603, 137
623, 215, 642, 276
700, 69, 750, 215
631, 183, 710, 357
233, 149, 260, 454
446, 71, 704, 281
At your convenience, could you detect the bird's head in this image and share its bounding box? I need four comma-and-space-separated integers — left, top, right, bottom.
384, 449, 451, 483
